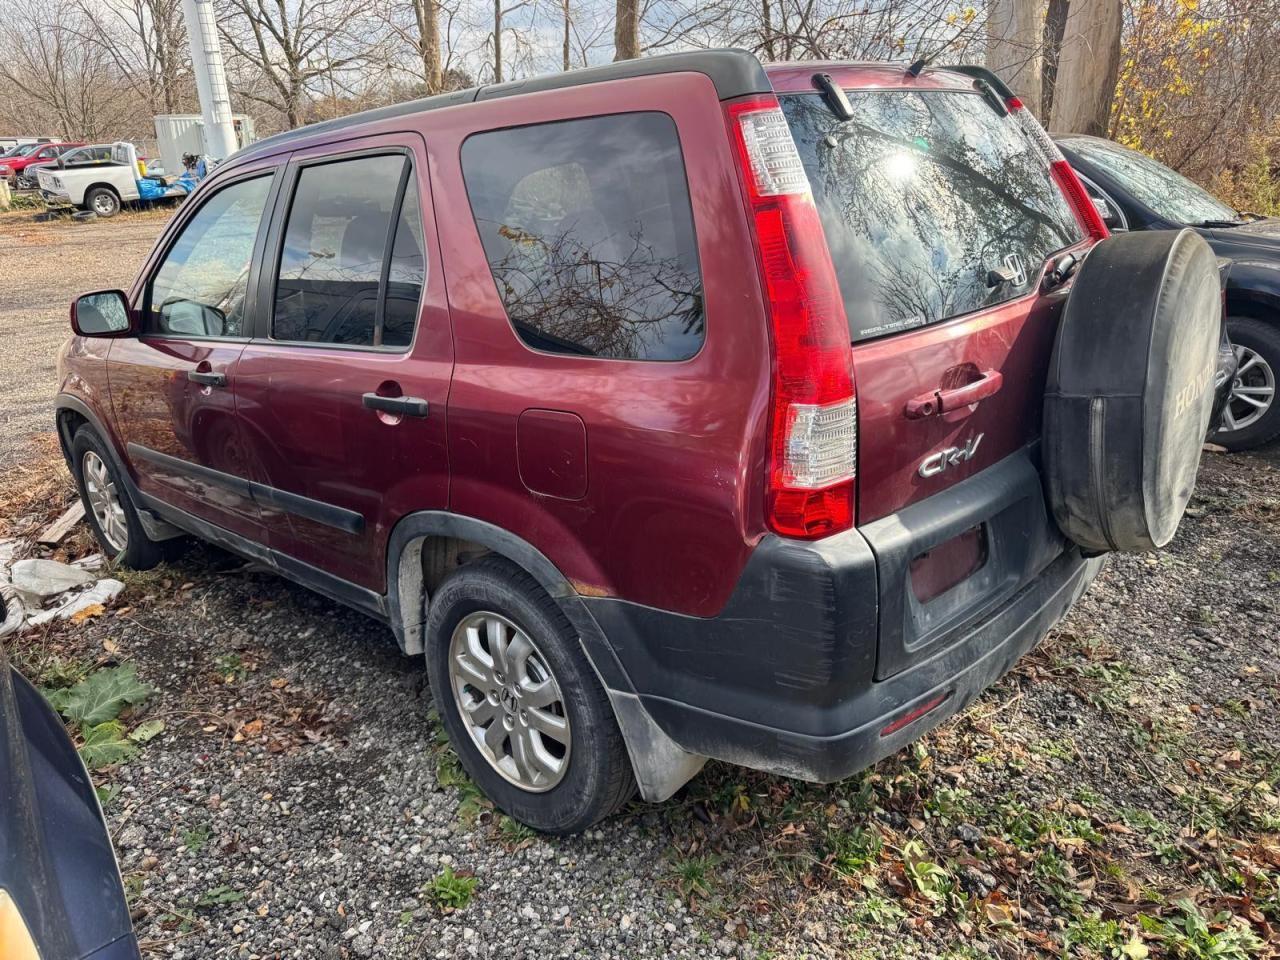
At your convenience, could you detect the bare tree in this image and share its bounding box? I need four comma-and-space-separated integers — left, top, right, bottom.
615, 0, 640, 59
216, 0, 381, 127
79, 0, 189, 115
986, 0, 1043, 117
1048, 0, 1123, 134
0, 0, 140, 138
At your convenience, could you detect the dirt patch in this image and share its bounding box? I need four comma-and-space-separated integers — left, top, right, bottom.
0, 207, 172, 465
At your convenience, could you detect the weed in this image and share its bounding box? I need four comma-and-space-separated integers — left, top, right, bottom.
497, 815, 536, 845
196, 885, 245, 907
901, 841, 961, 916
183, 823, 212, 853
424, 865, 477, 911
824, 826, 883, 881
671, 853, 718, 901
435, 748, 490, 823
1138, 898, 1263, 959
214, 652, 249, 682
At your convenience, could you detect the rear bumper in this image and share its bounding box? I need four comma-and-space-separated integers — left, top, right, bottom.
585, 451, 1104, 784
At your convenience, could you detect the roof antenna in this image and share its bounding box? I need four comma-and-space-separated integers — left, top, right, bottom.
906, 57, 929, 78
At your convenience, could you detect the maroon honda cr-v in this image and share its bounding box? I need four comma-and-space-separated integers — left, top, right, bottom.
56, 50, 1223, 833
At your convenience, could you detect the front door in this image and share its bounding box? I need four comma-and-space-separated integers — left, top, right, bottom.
233, 134, 452, 592
110, 163, 281, 542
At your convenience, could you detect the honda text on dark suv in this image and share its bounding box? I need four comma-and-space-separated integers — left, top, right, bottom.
56, 51, 1225, 833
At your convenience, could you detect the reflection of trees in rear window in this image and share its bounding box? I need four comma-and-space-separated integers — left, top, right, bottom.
781, 92, 1083, 342
462, 112, 704, 361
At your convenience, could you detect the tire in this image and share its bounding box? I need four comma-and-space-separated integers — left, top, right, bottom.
425, 556, 635, 834
85, 187, 120, 218
1210, 318, 1280, 451
1044, 229, 1221, 553
70, 427, 164, 570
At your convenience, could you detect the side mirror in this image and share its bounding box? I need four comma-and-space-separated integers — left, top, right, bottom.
71, 290, 134, 337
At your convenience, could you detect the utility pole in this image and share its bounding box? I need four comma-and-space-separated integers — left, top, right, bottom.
180, 0, 239, 159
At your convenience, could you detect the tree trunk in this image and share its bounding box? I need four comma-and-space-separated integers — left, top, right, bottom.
761, 0, 775, 60
1040, 0, 1069, 122
562, 0, 571, 70
493, 0, 502, 82
417, 0, 442, 93
1048, 0, 1122, 135
613, 0, 639, 61
985, 0, 1043, 118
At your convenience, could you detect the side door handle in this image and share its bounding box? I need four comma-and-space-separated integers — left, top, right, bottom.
905, 370, 1003, 419
362, 393, 430, 418
188, 370, 227, 387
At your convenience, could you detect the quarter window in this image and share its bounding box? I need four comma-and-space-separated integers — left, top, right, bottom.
146, 174, 272, 337
272, 154, 423, 349
462, 112, 704, 361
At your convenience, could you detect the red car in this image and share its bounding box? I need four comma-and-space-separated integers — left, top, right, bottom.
0, 141, 84, 183
55, 52, 1224, 834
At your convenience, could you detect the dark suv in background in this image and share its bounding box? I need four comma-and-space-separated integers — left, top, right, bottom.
1057, 134, 1280, 450
56, 51, 1224, 833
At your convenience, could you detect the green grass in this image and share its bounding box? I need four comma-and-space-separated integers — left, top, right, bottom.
424, 865, 477, 911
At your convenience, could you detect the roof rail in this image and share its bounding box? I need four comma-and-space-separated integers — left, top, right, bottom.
232, 49, 770, 165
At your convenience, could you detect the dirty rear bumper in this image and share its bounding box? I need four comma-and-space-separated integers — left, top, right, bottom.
584, 451, 1105, 785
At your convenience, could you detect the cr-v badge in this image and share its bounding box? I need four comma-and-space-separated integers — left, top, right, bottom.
918, 434, 984, 478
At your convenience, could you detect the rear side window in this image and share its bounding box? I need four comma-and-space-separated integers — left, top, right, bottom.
780, 91, 1084, 342
461, 112, 704, 361
273, 154, 424, 349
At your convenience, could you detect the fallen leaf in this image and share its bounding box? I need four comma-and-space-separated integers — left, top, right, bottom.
70, 603, 105, 623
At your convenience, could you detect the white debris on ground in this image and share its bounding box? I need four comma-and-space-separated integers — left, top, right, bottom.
0, 551, 123, 631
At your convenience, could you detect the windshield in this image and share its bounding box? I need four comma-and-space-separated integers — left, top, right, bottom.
781, 90, 1084, 342
1063, 138, 1240, 225
7, 143, 40, 158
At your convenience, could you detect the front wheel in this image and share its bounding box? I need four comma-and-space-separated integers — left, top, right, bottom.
70, 427, 163, 569
424, 557, 635, 834
1212, 318, 1280, 451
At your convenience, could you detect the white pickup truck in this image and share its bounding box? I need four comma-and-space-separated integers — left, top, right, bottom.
37, 141, 196, 218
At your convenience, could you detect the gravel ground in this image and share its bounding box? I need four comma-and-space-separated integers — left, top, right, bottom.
3, 209, 1278, 959
0, 208, 172, 464
10, 447, 1270, 960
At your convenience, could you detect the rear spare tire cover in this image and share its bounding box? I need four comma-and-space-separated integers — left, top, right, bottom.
1044, 229, 1220, 553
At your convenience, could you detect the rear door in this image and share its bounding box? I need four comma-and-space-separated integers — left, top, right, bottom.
232, 133, 451, 593
777, 78, 1092, 677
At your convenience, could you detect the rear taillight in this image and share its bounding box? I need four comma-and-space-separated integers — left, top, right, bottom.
1003, 97, 1109, 243
725, 96, 856, 539
1050, 159, 1110, 242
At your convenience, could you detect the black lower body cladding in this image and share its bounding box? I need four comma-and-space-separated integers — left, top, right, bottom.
1044, 229, 1221, 553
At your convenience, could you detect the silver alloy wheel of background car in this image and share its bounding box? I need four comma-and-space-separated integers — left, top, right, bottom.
1221, 344, 1276, 433
447, 610, 571, 792
82, 450, 128, 553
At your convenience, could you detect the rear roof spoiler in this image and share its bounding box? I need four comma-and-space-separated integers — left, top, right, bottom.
941, 64, 1018, 101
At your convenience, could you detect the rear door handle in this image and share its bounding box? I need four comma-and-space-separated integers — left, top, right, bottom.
362, 393, 430, 418
188, 370, 227, 387
905, 370, 1003, 419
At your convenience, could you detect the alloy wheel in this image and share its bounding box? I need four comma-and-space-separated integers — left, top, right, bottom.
1221, 344, 1275, 433
447, 610, 571, 792
83, 451, 128, 552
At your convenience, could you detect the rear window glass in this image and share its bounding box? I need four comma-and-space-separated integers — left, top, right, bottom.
780, 91, 1084, 342
461, 112, 704, 361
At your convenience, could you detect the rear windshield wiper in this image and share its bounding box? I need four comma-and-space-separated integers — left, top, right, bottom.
812, 73, 854, 121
